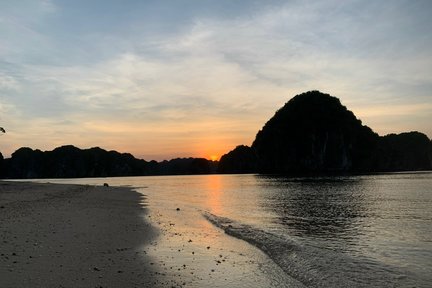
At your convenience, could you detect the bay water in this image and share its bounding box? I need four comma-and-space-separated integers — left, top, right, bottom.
34, 172, 432, 287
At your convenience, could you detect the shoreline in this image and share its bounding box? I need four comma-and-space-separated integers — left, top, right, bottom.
1, 173, 429, 287
0, 181, 161, 287
7, 177, 309, 287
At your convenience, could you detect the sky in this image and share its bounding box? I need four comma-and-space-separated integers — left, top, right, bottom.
0, 0, 431, 161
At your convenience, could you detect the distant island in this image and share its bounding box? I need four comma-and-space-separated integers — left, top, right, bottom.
1, 91, 431, 178
0, 146, 217, 178
219, 91, 432, 174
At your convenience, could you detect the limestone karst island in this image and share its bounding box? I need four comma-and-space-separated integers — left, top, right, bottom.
2, 91, 431, 178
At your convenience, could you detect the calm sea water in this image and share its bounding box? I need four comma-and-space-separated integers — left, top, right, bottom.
35, 172, 432, 287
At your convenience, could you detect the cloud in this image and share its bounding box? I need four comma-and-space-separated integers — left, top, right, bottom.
0, 0, 431, 159
0, 73, 20, 91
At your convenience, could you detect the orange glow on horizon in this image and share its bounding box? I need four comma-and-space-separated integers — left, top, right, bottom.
195, 138, 230, 162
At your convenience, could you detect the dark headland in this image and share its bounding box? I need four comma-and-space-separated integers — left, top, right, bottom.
220, 91, 432, 174
1, 91, 431, 178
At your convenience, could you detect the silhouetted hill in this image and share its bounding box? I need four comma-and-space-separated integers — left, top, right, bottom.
0, 146, 217, 179
218, 145, 257, 174
221, 91, 432, 174
252, 91, 379, 173
2, 145, 149, 178
375, 132, 432, 171
1, 91, 430, 178
154, 158, 218, 175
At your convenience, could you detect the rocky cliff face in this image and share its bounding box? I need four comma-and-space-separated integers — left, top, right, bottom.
251, 91, 379, 173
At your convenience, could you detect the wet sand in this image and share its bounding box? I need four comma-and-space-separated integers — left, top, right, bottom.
135, 181, 306, 288
0, 181, 160, 288
144, 204, 306, 288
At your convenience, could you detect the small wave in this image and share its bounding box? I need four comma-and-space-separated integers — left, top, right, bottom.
204, 212, 413, 288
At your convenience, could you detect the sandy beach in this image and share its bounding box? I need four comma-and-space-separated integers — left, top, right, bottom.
0, 178, 307, 288
0, 181, 162, 288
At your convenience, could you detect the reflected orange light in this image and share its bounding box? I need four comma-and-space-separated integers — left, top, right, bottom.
206, 175, 223, 215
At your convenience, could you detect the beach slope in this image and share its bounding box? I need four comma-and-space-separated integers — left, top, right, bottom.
0, 181, 157, 288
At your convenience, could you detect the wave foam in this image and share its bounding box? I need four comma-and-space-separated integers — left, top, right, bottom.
204, 212, 413, 288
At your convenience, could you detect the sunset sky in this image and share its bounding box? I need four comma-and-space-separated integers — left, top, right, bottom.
1, 0, 431, 161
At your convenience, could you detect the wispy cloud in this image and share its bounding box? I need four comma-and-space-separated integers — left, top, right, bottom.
0, 73, 20, 91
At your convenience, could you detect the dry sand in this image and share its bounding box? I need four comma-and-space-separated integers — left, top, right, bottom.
0, 181, 162, 288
